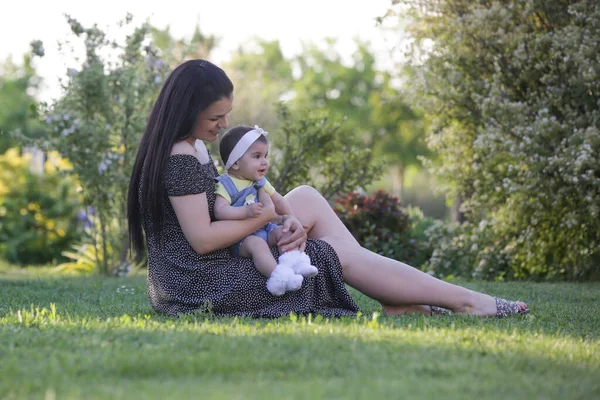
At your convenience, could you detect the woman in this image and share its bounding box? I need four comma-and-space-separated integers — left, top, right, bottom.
127, 59, 529, 318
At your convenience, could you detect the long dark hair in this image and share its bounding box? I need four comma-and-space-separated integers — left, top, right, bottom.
127, 59, 234, 258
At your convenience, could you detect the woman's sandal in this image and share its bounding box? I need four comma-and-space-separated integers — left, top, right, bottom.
430, 298, 529, 318
494, 297, 530, 318
430, 306, 452, 316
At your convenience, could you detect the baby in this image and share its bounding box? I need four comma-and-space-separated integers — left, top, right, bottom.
214, 125, 318, 295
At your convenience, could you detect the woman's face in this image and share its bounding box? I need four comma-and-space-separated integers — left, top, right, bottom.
191, 95, 233, 142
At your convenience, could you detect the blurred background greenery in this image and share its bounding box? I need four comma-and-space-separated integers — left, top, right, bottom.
1, 0, 598, 281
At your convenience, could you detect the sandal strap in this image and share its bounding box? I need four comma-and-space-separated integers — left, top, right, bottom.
495, 297, 528, 318
430, 306, 452, 316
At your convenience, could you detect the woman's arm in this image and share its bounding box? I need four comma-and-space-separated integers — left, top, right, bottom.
170, 192, 275, 255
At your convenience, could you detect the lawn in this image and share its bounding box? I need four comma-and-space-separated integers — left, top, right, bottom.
1, 264, 599, 400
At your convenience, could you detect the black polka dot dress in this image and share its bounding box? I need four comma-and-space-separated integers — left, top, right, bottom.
142, 154, 360, 317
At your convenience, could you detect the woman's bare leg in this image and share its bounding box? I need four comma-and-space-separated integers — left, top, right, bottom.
285, 186, 528, 316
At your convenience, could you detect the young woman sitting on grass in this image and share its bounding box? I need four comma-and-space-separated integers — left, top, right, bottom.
126, 59, 530, 318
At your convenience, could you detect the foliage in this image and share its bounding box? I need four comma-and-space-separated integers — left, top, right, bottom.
0, 56, 46, 153
334, 190, 433, 268
225, 40, 293, 126
55, 238, 145, 276
266, 103, 384, 199
0, 148, 82, 264
292, 40, 429, 197
395, 0, 600, 279
23, 14, 168, 274
335, 190, 410, 243
223, 39, 429, 199
151, 24, 219, 68
293, 40, 379, 135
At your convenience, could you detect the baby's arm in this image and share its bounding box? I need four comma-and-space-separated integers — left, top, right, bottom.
271, 191, 294, 218
214, 194, 263, 220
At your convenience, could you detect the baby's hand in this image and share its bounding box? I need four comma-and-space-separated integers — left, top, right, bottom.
246, 202, 263, 218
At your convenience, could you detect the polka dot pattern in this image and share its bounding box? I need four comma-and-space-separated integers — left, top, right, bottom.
142, 154, 360, 317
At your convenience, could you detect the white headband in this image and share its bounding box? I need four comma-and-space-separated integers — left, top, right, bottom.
225, 125, 268, 169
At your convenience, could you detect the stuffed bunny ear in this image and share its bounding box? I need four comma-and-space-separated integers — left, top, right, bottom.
279, 250, 318, 278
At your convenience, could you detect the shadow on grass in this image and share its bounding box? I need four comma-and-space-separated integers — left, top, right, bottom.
1, 275, 599, 339
1, 316, 599, 400
2, 275, 600, 399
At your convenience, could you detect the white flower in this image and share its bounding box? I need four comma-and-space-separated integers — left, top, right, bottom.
98, 161, 109, 174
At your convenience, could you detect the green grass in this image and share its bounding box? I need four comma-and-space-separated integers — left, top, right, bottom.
1, 265, 599, 400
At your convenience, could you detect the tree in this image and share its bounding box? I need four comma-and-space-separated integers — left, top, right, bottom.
395, 0, 600, 279
267, 103, 384, 200
224, 39, 293, 128
369, 72, 430, 198
292, 39, 428, 198
0, 55, 45, 153
151, 24, 219, 68
292, 40, 378, 138
25, 14, 168, 274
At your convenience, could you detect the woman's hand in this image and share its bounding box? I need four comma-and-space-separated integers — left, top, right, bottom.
277, 215, 307, 253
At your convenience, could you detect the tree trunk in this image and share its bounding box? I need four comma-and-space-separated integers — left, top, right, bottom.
450, 193, 467, 224
119, 234, 130, 266
391, 164, 405, 201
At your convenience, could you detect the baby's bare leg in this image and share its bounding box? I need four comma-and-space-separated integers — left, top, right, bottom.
240, 236, 277, 277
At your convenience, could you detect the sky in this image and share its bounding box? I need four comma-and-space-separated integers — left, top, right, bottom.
0, 0, 400, 102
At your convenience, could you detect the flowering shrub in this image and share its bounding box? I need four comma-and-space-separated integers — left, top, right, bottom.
0, 148, 82, 264
25, 15, 168, 274
396, 0, 600, 279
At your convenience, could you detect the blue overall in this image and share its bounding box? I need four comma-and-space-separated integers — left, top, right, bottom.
215, 174, 277, 257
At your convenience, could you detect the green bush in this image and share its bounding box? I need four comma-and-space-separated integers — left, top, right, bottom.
0, 148, 82, 264
396, 0, 600, 279
266, 103, 384, 201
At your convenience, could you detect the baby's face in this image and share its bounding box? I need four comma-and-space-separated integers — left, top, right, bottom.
234, 140, 269, 181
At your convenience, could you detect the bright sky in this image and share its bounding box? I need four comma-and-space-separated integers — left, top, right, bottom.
0, 0, 399, 102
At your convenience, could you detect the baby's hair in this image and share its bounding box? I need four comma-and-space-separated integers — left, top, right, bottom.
219, 125, 269, 167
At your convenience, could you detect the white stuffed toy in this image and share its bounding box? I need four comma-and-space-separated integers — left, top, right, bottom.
266, 250, 318, 296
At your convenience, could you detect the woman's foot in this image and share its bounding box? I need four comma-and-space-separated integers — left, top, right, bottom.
459, 291, 529, 317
